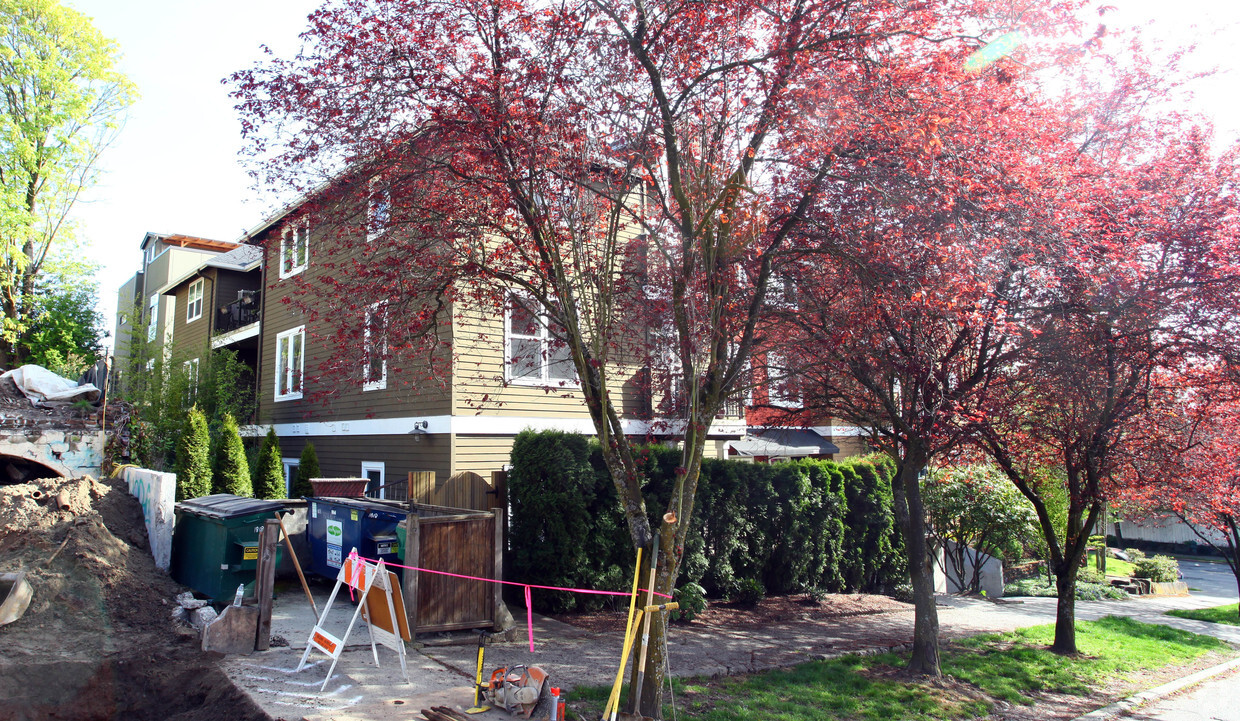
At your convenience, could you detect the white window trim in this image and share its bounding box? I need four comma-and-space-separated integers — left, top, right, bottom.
366, 178, 391, 242
186, 278, 204, 323
282, 457, 300, 497
766, 352, 800, 409
183, 357, 200, 401
503, 292, 580, 388
147, 295, 158, 342
274, 325, 306, 401
279, 218, 309, 279
361, 461, 386, 499
362, 302, 387, 391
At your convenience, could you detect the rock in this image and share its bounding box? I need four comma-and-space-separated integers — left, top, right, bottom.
175, 592, 209, 609
201, 605, 257, 655
189, 606, 218, 631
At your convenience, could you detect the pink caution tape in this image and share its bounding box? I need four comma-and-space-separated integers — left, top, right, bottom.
354, 554, 671, 652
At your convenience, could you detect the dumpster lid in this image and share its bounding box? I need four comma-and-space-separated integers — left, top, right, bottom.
308, 496, 409, 514
177, 494, 286, 519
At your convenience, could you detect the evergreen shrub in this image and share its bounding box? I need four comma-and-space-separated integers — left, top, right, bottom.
294, 443, 321, 498
254, 427, 285, 499
213, 413, 252, 496
174, 406, 211, 500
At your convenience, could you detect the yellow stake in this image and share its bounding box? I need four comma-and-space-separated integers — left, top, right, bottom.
602, 548, 643, 720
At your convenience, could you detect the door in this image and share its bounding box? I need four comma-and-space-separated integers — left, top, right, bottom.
362, 461, 385, 499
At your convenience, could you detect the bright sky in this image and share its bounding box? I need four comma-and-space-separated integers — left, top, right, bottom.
62, 0, 1240, 351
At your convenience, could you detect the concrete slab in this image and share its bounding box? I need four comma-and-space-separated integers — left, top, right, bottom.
203, 604, 259, 655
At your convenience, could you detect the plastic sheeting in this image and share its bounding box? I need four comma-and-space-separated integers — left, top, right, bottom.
1, 364, 101, 405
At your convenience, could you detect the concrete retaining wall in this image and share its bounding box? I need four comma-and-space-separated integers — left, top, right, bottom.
934, 541, 1005, 598
122, 467, 176, 571
0, 429, 104, 478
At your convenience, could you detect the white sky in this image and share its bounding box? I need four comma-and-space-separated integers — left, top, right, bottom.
61, 0, 1240, 350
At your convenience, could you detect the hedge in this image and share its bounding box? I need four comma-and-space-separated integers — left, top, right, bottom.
507, 430, 906, 613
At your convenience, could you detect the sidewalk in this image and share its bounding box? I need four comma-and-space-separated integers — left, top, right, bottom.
221, 588, 1240, 720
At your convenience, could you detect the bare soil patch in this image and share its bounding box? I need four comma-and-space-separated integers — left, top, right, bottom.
0, 475, 267, 721
551, 591, 912, 634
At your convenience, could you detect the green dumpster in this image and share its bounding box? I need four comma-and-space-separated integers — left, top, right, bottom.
172, 494, 287, 602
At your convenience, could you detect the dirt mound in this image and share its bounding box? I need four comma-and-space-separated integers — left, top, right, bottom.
0, 475, 268, 721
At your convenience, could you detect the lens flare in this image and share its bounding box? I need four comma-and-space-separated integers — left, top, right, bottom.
964, 32, 1024, 73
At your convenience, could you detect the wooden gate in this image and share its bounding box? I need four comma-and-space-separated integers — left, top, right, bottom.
401, 506, 503, 634
407, 471, 506, 511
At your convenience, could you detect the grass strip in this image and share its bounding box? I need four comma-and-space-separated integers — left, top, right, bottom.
1166, 603, 1240, 626
569, 616, 1230, 721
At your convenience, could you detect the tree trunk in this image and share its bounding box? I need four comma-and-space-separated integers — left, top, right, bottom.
1052, 566, 1078, 654
891, 450, 941, 676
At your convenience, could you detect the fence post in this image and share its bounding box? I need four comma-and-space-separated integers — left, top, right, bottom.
402, 512, 420, 635
492, 507, 504, 631
254, 518, 280, 651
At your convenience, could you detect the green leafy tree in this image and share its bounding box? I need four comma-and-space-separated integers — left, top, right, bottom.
213, 412, 251, 497
254, 426, 284, 499
174, 406, 211, 500
0, 0, 135, 365
923, 465, 1039, 594
293, 442, 320, 498
23, 251, 105, 376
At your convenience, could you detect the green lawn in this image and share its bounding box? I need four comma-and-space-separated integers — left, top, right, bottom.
1167, 603, 1240, 626
569, 617, 1231, 721
1087, 552, 1136, 577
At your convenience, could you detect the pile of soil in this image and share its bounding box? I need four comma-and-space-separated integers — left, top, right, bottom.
552, 592, 913, 634
0, 475, 267, 721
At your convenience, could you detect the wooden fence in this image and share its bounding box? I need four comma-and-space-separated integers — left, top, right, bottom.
403, 470, 507, 512
400, 505, 503, 634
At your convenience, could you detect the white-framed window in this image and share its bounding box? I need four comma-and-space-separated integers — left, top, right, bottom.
183, 357, 200, 401
766, 274, 798, 310
145, 358, 154, 372
362, 461, 385, 499
144, 239, 166, 266
504, 292, 577, 386
280, 218, 309, 279
363, 302, 387, 391
147, 295, 158, 342
282, 458, 300, 497
766, 353, 800, 408
274, 325, 305, 401
366, 178, 391, 242
186, 278, 204, 322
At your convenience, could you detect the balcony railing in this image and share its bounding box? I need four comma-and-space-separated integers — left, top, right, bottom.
216, 291, 261, 335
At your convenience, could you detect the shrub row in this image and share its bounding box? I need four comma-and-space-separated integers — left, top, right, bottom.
507, 430, 907, 613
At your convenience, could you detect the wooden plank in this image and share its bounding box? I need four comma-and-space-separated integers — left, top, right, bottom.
254, 518, 280, 651
402, 513, 420, 636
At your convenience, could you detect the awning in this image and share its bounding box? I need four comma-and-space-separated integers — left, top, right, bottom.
728, 428, 840, 457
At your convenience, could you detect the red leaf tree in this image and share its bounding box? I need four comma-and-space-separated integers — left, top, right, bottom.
233, 0, 1081, 694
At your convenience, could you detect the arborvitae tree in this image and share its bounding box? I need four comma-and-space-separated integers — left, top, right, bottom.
174, 406, 211, 500
213, 413, 252, 497
293, 442, 320, 498
254, 427, 285, 499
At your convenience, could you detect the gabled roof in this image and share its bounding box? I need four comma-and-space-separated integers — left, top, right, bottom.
203, 244, 263, 272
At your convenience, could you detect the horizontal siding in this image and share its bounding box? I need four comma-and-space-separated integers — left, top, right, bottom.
452, 434, 517, 477
452, 301, 649, 418
257, 215, 453, 425
832, 436, 870, 459
278, 433, 451, 486
168, 275, 210, 363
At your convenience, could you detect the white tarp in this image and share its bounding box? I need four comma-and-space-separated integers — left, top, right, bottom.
1, 364, 100, 405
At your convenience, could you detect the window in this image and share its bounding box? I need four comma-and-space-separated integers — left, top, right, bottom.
282, 458, 300, 497
275, 325, 305, 401
186, 279, 204, 322
147, 295, 158, 342
183, 358, 200, 402
280, 219, 309, 278
363, 303, 387, 391
362, 461, 385, 499
144, 239, 166, 266
766, 274, 798, 309
504, 293, 577, 386
766, 353, 800, 408
145, 359, 154, 372
366, 179, 391, 242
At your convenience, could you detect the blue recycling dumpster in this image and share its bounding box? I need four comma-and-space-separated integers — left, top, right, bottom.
306, 497, 408, 580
